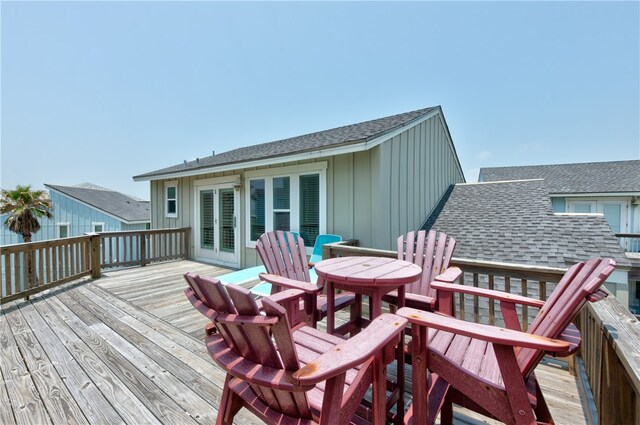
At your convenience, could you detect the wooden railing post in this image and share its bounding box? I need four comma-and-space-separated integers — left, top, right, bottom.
90, 233, 101, 279
140, 233, 147, 267
183, 228, 190, 259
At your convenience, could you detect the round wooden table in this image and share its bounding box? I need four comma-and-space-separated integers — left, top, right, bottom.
314, 256, 422, 424
315, 256, 422, 334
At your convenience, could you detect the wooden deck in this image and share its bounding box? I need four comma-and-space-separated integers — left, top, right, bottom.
1, 260, 590, 424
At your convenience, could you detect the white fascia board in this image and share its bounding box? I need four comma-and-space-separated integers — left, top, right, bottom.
134, 108, 443, 183
133, 142, 368, 182
47, 187, 149, 226
550, 192, 640, 198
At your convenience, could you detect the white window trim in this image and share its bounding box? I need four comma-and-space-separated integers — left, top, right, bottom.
57, 222, 70, 239
165, 180, 178, 219
245, 163, 326, 249
92, 222, 105, 233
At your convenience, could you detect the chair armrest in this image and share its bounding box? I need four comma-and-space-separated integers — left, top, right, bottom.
396, 307, 569, 352
266, 289, 306, 305
259, 273, 323, 293
292, 314, 408, 385
434, 267, 463, 283
431, 281, 546, 309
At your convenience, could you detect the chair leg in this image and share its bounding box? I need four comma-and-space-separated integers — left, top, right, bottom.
533, 378, 554, 424
440, 395, 453, 425
217, 375, 242, 425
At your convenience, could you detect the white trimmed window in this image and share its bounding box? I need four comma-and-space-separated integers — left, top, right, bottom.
165, 181, 178, 218
57, 223, 70, 239
92, 222, 105, 233
246, 163, 326, 248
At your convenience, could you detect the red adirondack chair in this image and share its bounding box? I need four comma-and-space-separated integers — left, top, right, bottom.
256, 230, 357, 327
397, 257, 616, 425
184, 272, 408, 425
382, 230, 460, 312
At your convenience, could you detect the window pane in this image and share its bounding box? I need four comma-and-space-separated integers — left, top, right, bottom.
250, 180, 265, 240
168, 200, 177, 214
167, 186, 176, 199
219, 188, 235, 252
602, 204, 622, 233
94, 225, 103, 232
200, 190, 214, 249
274, 212, 290, 231
273, 177, 290, 209
60, 225, 68, 238
299, 174, 319, 245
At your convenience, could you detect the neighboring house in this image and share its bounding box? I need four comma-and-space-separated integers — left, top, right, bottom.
1, 183, 150, 245
134, 106, 465, 268
479, 160, 640, 243
423, 179, 634, 313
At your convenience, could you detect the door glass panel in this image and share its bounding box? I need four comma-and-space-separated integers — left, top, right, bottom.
602, 204, 622, 233
219, 188, 235, 253
250, 179, 265, 240
200, 190, 214, 249
299, 174, 319, 244
274, 212, 290, 231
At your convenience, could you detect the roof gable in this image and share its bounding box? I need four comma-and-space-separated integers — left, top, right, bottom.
135, 106, 440, 180
45, 184, 150, 223
425, 179, 630, 268
479, 160, 640, 194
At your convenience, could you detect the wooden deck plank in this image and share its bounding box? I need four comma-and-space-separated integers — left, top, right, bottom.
41, 294, 163, 425
0, 304, 52, 425
20, 297, 126, 425
51, 291, 200, 425
8, 303, 90, 425
0, 360, 18, 425
65, 287, 219, 424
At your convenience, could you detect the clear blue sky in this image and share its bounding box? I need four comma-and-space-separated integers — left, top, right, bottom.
2, 1, 638, 201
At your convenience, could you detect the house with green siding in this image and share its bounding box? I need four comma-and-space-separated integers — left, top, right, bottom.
134, 106, 465, 269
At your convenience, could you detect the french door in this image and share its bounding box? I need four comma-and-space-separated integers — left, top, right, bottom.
195, 184, 239, 267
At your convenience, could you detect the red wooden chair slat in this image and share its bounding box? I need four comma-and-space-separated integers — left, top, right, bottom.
184, 272, 407, 425
384, 230, 459, 310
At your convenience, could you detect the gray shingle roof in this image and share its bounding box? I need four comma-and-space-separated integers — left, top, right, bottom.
135, 106, 439, 179
45, 184, 150, 223
425, 179, 630, 268
479, 160, 640, 194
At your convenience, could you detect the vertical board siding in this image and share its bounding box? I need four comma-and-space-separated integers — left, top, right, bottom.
373, 115, 465, 250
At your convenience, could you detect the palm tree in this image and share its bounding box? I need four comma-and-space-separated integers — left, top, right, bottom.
1, 185, 53, 290
1, 185, 53, 242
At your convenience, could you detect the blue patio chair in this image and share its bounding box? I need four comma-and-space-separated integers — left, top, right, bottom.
308, 234, 342, 266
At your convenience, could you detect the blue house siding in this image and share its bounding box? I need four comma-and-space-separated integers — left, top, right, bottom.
1, 187, 150, 246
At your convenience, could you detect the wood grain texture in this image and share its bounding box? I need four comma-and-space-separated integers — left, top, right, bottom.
1, 259, 592, 425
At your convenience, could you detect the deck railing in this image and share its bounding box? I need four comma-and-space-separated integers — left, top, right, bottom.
615, 232, 640, 253
1, 227, 190, 304
324, 240, 640, 425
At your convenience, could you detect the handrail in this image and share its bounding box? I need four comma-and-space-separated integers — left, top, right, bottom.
577, 294, 640, 425
1, 227, 191, 304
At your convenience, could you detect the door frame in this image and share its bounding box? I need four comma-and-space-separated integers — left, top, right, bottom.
194, 176, 241, 268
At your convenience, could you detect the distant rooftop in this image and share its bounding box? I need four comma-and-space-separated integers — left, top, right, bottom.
45, 184, 150, 223
479, 160, 640, 194
135, 106, 440, 180
425, 179, 630, 268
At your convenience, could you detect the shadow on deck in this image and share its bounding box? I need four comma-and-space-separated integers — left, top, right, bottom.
1, 260, 590, 425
